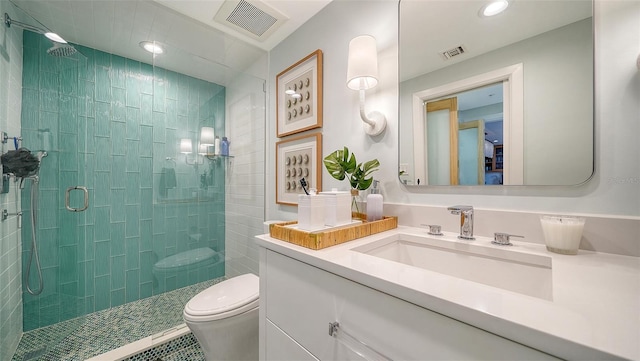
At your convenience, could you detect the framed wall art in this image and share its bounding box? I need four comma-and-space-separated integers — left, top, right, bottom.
276, 49, 323, 137
276, 133, 322, 205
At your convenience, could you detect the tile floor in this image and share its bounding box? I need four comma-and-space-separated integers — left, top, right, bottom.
11, 277, 222, 361
123, 333, 205, 361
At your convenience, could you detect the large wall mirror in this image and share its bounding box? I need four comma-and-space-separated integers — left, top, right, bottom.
398, 0, 594, 186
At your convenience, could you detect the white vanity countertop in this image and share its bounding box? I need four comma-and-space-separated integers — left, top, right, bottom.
255, 226, 640, 360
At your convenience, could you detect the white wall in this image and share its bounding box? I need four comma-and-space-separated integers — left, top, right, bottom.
268, 0, 398, 221
225, 55, 267, 277
267, 0, 639, 221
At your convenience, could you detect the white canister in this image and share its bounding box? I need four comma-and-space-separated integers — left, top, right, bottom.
540, 215, 586, 255
366, 181, 383, 222
318, 189, 351, 226
298, 195, 325, 231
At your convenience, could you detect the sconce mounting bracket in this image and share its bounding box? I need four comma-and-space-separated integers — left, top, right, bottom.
362, 111, 386, 136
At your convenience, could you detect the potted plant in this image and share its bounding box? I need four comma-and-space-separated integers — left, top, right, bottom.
323, 147, 380, 217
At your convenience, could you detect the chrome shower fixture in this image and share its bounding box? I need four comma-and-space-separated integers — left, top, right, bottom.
4, 12, 67, 43
4, 12, 77, 57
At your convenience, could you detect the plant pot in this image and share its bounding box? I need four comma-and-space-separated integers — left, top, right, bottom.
350, 189, 367, 220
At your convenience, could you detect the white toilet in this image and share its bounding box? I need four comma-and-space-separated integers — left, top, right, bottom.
183, 273, 259, 361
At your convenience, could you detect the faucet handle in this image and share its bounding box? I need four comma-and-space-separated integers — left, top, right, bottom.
421, 224, 443, 235
492, 232, 524, 246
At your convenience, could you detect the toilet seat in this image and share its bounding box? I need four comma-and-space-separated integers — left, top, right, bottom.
184, 273, 259, 322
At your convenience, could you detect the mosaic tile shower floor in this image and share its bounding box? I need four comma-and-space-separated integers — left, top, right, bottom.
12, 278, 222, 361
122, 333, 205, 361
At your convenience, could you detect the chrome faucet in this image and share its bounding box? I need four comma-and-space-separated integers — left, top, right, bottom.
447, 205, 475, 240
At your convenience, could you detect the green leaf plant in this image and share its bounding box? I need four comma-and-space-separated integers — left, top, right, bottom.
323, 147, 380, 191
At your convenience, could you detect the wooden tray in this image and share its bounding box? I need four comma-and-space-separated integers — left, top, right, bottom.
269, 216, 398, 250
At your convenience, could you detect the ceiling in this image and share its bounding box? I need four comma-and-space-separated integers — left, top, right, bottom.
8, 0, 591, 95
8, 0, 331, 85
154, 0, 332, 51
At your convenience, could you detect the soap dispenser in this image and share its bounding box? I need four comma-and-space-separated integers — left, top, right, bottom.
366, 180, 383, 222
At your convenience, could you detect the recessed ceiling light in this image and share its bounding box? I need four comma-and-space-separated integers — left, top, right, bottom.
139, 41, 164, 55
480, 0, 510, 17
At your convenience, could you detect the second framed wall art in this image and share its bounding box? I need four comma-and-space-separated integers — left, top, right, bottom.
276, 49, 323, 137
276, 133, 322, 205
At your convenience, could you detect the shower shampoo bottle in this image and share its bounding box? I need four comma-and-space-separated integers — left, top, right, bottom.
221, 137, 229, 156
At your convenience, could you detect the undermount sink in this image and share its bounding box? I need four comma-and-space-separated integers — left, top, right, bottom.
352, 233, 553, 300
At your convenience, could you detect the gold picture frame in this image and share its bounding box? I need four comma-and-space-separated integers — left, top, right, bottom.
276, 133, 322, 205
276, 50, 323, 137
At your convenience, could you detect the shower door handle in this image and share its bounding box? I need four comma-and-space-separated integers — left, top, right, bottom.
65, 186, 89, 212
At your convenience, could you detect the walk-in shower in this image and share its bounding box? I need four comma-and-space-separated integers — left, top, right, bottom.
16, 27, 228, 329
1, 1, 266, 359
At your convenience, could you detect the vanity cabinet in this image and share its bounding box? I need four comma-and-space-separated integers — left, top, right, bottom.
265, 319, 318, 361
260, 248, 559, 361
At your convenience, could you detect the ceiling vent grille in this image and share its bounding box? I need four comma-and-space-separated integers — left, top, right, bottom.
214, 0, 287, 41
441, 45, 467, 60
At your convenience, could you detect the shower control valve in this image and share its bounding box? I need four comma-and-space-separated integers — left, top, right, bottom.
2, 209, 22, 228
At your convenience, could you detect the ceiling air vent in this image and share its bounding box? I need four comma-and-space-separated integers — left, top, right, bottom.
214, 0, 287, 41
441, 45, 467, 60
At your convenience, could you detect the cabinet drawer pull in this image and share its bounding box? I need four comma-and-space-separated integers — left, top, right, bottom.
328, 322, 393, 361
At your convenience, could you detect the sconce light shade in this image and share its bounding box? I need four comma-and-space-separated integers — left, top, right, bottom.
347, 35, 379, 91
198, 143, 209, 155
180, 138, 193, 154
346, 34, 386, 136
200, 127, 215, 146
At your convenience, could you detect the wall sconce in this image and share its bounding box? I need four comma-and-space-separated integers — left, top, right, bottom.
200, 127, 215, 147
347, 35, 387, 136
180, 127, 221, 165
180, 138, 203, 165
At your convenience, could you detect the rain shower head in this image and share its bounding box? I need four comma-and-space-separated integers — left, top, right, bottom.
4, 12, 78, 57
47, 42, 77, 57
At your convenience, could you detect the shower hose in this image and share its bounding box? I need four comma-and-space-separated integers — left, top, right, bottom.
25, 177, 43, 295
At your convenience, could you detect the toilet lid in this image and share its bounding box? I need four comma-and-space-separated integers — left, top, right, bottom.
184, 273, 259, 322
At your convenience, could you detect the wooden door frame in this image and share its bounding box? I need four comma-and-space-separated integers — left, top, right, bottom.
425, 98, 459, 185
458, 119, 485, 184
411, 63, 523, 185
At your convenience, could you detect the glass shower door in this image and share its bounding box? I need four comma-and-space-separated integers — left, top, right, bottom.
18, 30, 89, 358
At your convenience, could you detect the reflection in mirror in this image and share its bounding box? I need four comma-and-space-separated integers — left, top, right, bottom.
399, 0, 594, 186
423, 83, 504, 185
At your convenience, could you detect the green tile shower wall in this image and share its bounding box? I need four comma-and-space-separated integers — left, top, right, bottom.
20, 31, 226, 331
